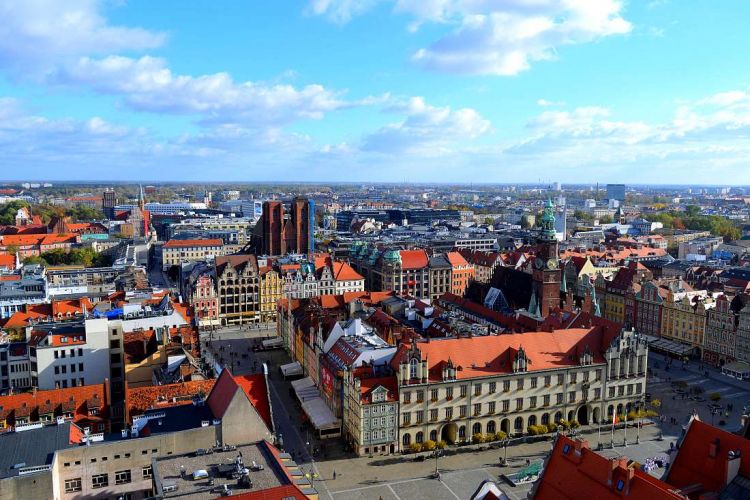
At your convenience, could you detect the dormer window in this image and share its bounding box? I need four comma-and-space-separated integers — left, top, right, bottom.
90, 408, 99, 416
409, 358, 418, 379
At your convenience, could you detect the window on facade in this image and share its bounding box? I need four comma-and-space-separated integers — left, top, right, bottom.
517, 379, 524, 390
416, 390, 424, 403
445, 407, 453, 420
530, 377, 538, 389
595, 370, 602, 381
431, 389, 438, 402
115, 470, 131, 485
430, 409, 438, 421
409, 359, 418, 379
446, 387, 453, 399
609, 387, 616, 398
488, 402, 496, 413
556, 393, 563, 404
474, 384, 482, 396
594, 388, 601, 399
543, 395, 550, 406
570, 373, 577, 384
488, 382, 496, 394
416, 411, 424, 424
503, 380, 510, 392
516, 398, 523, 410
459, 405, 467, 418
64, 478, 82, 493
529, 396, 537, 408
403, 392, 411, 403
473, 403, 482, 416
402, 413, 411, 425
618, 386, 625, 396
91, 474, 108, 489
460, 385, 468, 397
557, 374, 564, 385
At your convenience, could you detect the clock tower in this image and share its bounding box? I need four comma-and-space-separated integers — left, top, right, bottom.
531, 199, 561, 317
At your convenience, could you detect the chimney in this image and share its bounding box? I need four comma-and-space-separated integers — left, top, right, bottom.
727, 450, 742, 486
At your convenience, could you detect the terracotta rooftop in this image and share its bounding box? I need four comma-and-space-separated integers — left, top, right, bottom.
400, 249, 429, 270
392, 326, 615, 381
126, 379, 215, 418
533, 435, 684, 499
332, 261, 364, 281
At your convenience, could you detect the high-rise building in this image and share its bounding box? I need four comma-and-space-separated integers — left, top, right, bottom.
102, 189, 117, 219
606, 184, 626, 202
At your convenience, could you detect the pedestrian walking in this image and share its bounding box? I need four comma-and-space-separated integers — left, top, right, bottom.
333, 470, 337, 480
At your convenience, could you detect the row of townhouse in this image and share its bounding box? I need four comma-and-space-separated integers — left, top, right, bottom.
349, 244, 475, 300
181, 253, 366, 326
277, 293, 649, 457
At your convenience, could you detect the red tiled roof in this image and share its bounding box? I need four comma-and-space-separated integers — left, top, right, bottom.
332, 261, 364, 281
229, 485, 306, 500
666, 418, 750, 496
206, 369, 238, 419
0, 383, 109, 429
445, 251, 469, 268
233, 374, 273, 431
400, 249, 429, 270
533, 435, 683, 500
127, 379, 215, 418
163, 238, 223, 248
0, 254, 15, 270
392, 327, 611, 381
359, 376, 398, 404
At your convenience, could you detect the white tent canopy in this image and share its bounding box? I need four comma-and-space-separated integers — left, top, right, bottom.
280, 361, 303, 378
290, 377, 341, 434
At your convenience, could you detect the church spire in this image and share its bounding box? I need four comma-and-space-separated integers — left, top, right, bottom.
138, 184, 145, 210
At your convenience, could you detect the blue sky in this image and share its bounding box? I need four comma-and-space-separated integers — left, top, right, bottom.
2, 0, 750, 184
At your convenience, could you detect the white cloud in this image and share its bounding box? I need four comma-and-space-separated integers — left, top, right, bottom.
310, 0, 632, 75
0, 0, 165, 77
362, 96, 490, 153
307, 0, 382, 24
537, 98, 565, 107
54, 55, 351, 126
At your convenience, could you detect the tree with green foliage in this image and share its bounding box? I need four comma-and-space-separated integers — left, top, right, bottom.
0, 201, 30, 225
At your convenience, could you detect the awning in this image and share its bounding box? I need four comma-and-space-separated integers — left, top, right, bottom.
262, 337, 284, 349
280, 361, 303, 378
642, 335, 695, 357
722, 361, 750, 374
290, 377, 340, 431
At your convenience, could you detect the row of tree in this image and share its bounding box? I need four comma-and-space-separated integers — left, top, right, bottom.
0, 200, 105, 225
22, 248, 112, 268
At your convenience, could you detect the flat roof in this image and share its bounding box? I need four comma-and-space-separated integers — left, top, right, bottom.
153, 442, 293, 499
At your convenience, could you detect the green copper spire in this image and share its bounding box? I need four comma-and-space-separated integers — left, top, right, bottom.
539, 198, 557, 241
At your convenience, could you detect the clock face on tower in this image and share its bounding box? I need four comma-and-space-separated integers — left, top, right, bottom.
534, 257, 545, 270
546, 259, 559, 270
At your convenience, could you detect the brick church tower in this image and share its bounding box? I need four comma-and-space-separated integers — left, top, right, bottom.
531, 199, 561, 318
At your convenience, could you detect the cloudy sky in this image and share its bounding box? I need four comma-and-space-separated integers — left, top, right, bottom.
1, 0, 750, 184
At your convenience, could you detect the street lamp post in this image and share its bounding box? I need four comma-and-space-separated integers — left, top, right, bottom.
434, 449, 442, 477
500, 438, 509, 466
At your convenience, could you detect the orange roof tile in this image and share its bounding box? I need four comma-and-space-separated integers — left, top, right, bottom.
0, 383, 109, 429
400, 249, 429, 270
127, 380, 215, 418
445, 251, 469, 268
233, 374, 273, 431
332, 261, 364, 281
393, 327, 612, 381
0, 254, 15, 270
533, 435, 683, 500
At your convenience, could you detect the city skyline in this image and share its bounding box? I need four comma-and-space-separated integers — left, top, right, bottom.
2, 1, 750, 183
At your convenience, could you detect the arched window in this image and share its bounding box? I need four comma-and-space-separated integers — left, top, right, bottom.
472, 423, 481, 435
430, 430, 437, 441
528, 415, 537, 427
487, 421, 496, 434
409, 359, 418, 379
458, 426, 466, 439
402, 434, 411, 446
541, 413, 550, 425
514, 417, 523, 431
555, 411, 563, 423
607, 405, 614, 417
416, 432, 424, 444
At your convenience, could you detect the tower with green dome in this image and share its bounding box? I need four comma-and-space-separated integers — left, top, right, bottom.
531, 198, 562, 318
